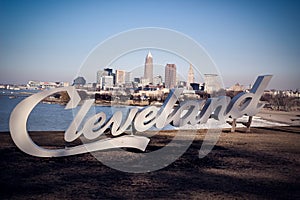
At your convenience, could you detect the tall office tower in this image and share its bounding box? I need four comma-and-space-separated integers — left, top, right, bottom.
116, 70, 126, 85
165, 64, 177, 89
125, 71, 132, 83
144, 51, 153, 84
187, 64, 195, 88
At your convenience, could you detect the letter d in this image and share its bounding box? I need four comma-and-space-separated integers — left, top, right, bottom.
226, 75, 272, 119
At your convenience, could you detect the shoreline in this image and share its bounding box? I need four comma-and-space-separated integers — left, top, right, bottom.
256, 109, 300, 125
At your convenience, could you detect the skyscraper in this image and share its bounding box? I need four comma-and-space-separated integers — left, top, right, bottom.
165, 64, 176, 89
144, 51, 153, 84
125, 71, 132, 83
187, 64, 195, 88
116, 70, 126, 85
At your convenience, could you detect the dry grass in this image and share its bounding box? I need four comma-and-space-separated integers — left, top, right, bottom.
0, 127, 299, 199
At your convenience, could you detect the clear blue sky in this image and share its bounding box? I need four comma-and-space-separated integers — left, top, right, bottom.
0, 0, 299, 90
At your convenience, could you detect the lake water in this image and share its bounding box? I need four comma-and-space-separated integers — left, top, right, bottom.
1, 90, 71, 131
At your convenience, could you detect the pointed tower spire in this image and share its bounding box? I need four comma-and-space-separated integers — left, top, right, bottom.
147, 51, 152, 58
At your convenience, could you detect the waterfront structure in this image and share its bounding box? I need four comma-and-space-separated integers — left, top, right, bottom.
144, 51, 153, 84
27, 81, 41, 89
73, 77, 86, 86
187, 64, 195, 88
165, 64, 177, 89
63, 82, 70, 87
27, 81, 69, 90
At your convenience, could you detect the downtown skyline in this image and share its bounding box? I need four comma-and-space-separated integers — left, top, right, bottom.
0, 0, 299, 90
95, 51, 194, 90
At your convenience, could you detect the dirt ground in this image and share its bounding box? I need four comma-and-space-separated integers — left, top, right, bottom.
0, 126, 299, 199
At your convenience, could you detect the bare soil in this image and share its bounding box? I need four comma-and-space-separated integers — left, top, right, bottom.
0, 127, 299, 199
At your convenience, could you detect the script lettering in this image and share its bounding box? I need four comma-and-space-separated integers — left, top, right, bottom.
135, 106, 159, 132
9, 75, 273, 157
226, 75, 272, 118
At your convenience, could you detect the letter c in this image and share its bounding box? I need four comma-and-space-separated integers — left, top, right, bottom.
9, 86, 81, 157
